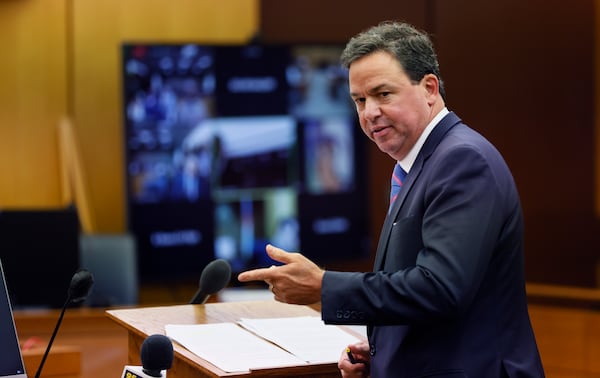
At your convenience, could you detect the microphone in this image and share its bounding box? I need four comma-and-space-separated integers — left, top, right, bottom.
34, 269, 94, 378
121, 334, 174, 378
68, 269, 95, 303
189, 259, 231, 304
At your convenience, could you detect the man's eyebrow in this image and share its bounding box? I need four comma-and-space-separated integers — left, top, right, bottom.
350, 84, 390, 98
370, 84, 390, 93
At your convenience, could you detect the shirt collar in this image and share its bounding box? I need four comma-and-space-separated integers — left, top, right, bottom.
398, 107, 449, 173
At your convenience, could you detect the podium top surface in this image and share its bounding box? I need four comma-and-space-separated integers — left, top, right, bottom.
106, 301, 342, 377
106, 300, 321, 334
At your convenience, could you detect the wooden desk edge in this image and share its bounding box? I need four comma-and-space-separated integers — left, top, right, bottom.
526, 282, 600, 309
105, 301, 343, 377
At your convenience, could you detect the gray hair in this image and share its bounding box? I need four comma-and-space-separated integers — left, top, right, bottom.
341, 21, 446, 101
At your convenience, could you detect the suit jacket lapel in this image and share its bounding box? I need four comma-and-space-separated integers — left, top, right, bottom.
372, 112, 462, 271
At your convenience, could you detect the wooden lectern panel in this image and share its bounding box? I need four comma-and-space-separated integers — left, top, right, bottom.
106, 301, 346, 377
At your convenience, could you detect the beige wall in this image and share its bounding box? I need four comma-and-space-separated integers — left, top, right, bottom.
0, 0, 258, 232
0, 1, 68, 207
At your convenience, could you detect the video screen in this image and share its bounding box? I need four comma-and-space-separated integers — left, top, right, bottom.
122, 43, 368, 282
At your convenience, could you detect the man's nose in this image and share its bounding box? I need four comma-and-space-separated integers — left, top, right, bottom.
363, 99, 381, 122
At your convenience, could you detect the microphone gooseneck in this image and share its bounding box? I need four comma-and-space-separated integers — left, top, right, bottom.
34, 269, 94, 378
189, 259, 231, 304
141, 334, 174, 377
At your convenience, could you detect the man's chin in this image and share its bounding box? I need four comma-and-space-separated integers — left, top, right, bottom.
377, 144, 404, 161
375, 141, 395, 156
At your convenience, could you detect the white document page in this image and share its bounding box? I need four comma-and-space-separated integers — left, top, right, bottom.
237, 316, 362, 364
165, 322, 306, 373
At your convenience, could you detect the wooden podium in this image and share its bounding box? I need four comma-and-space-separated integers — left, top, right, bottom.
106, 301, 347, 377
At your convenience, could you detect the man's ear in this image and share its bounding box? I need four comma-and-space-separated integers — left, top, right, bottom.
421, 73, 440, 104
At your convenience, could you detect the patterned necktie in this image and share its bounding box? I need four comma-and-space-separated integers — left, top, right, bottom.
389, 163, 407, 211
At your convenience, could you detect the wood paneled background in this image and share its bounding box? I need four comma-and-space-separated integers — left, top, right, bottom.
0, 0, 258, 233
1, 0, 599, 287
260, 0, 600, 287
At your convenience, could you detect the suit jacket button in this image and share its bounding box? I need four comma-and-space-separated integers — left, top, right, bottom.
370, 344, 376, 356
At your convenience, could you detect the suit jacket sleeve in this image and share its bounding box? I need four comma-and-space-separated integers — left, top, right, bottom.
321, 125, 520, 326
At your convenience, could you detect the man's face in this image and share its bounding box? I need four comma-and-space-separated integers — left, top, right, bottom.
348, 51, 436, 161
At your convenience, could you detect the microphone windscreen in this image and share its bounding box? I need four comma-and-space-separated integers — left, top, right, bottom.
68, 269, 94, 303
140, 334, 174, 371
199, 259, 231, 294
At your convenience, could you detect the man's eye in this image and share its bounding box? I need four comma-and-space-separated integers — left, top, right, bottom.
380, 92, 390, 97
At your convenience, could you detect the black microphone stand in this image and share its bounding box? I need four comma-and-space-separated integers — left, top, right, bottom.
34, 269, 93, 378
34, 293, 72, 378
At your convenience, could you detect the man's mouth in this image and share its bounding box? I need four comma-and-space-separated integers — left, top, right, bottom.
372, 125, 389, 135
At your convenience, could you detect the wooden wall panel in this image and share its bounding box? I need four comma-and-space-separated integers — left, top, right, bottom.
433, 0, 598, 286
0, 0, 68, 207
434, 0, 595, 214
259, 0, 429, 43
71, 0, 259, 232
1, 0, 598, 286
260, 0, 600, 286
596, 0, 600, 217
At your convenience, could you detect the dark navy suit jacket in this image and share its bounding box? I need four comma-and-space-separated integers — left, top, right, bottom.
321, 112, 545, 377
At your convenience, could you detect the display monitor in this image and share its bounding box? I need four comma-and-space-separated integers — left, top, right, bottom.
0, 259, 28, 378
122, 42, 369, 282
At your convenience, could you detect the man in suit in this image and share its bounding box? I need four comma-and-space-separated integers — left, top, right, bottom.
238, 21, 545, 377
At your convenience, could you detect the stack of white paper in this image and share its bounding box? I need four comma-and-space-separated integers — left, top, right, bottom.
166, 322, 305, 373
237, 316, 361, 364
165, 316, 362, 373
